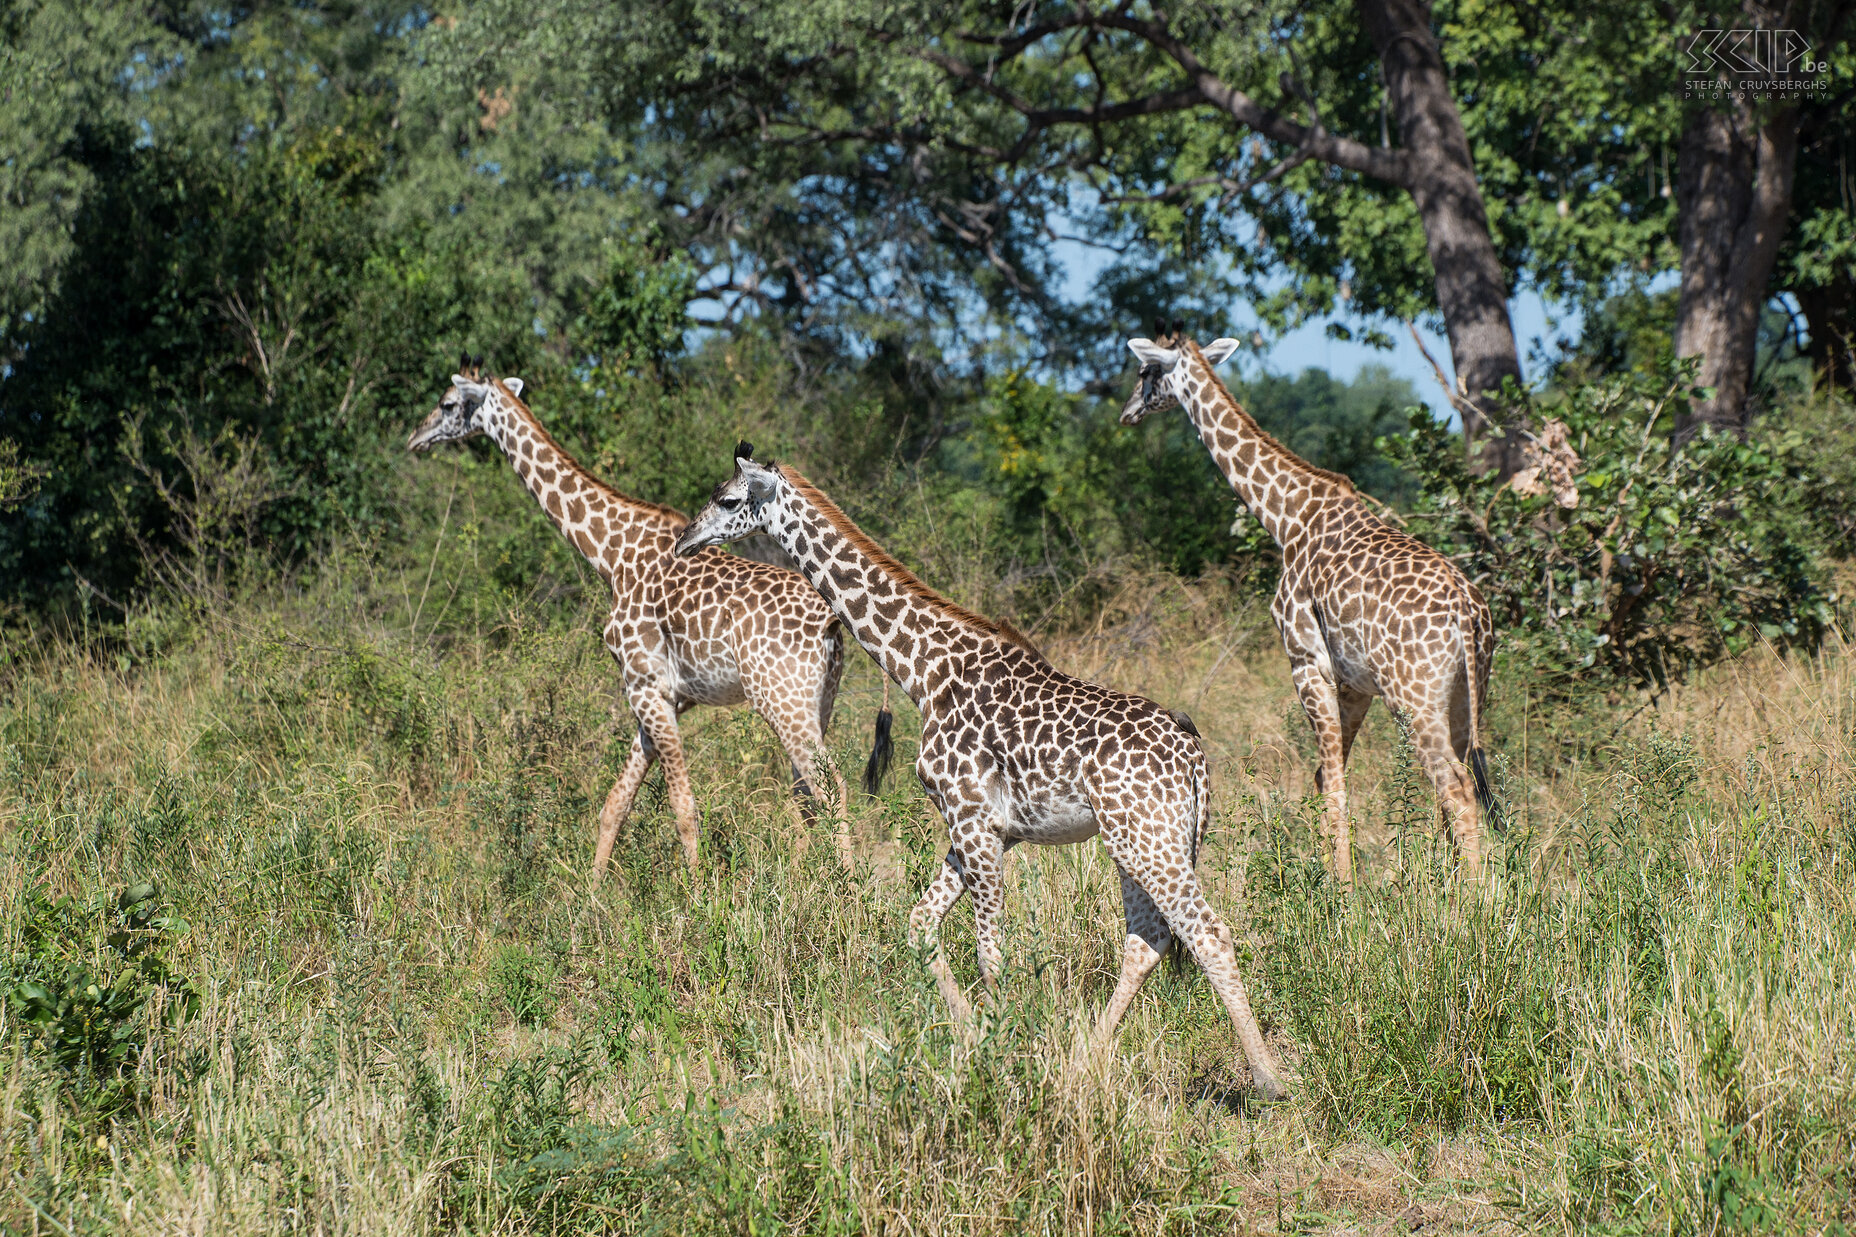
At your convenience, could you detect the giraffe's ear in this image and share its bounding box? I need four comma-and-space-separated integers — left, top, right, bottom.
503, 377, 524, 397
1128, 338, 1178, 369
742, 458, 778, 503
1200, 338, 1241, 367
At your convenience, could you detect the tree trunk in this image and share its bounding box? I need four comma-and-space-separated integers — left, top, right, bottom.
1357, 0, 1526, 476
1672, 84, 1800, 435
1796, 280, 1855, 392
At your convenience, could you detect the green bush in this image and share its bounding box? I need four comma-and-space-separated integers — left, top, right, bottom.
1381, 360, 1834, 698
2, 883, 198, 1111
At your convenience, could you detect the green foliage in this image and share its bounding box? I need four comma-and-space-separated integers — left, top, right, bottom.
0, 129, 536, 605
1381, 362, 1834, 696
0, 0, 173, 349
2, 883, 198, 1111
489, 944, 561, 1027
0, 439, 41, 508
578, 236, 698, 374
1237, 364, 1418, 505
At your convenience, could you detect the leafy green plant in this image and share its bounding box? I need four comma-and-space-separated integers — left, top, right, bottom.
1381, 360, 1834, 698
2, 883, 199, 1110
489, 944, 560, 1028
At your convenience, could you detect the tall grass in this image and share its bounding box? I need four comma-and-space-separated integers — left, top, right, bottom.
4, 547, 1855, 1234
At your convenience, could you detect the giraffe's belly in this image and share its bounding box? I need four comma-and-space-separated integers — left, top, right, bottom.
1002, 791, 1100, 845
1313, 614, 1382, 696
1326, 638, 1381, 696
668, 650, 747, 708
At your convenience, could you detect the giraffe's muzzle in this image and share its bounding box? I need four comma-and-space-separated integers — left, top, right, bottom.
407, 419, 445, 452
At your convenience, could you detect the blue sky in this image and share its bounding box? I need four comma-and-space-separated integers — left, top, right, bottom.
1053, 233, 1577, 426
1260, 292, 1567, 424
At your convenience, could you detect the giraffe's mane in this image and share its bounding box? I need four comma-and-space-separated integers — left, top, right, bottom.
1181, 341, 1359, 495
492, 379, 690, 526
778, 464, 1047, 664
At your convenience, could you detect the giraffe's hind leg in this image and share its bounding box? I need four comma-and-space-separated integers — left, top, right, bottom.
1410, 691, 1482, 879
630, 690, 700, 869
738, 621, 852, 863
1090, 862, 1172, 1047
593, 727, 658, 879
1101, 820, 1287, 1100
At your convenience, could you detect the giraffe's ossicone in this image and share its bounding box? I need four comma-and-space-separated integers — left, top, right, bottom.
1121, 328, 1497, 882
408, 356, 891, 873
674, 446, 1289, 1101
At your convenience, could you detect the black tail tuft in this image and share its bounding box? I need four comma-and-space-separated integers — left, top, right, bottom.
863, 707, 894, 796
1470, 746, 1504, 833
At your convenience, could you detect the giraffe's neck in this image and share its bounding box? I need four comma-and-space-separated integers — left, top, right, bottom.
760, 465, 1030, 707
479, 386, 681, 585
1174, 349, 1357, 554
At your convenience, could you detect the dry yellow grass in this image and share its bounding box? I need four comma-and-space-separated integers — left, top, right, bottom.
2, 566, 1853, 1234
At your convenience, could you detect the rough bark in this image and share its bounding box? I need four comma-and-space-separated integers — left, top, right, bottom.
1356, 0, 1526, 475
1673, 95, 1800, 436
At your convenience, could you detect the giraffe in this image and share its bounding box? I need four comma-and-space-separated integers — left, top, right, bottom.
408, 355, 890, 874
673, 444, 1288, 1100
1120, 326, 1496, 882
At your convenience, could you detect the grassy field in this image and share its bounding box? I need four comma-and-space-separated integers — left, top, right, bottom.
3, 556, 1855, 1235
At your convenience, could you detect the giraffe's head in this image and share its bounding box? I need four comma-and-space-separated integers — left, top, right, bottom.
407, 353, 526, 452
674, 441, 777, 556
1119, 321, 1240, 425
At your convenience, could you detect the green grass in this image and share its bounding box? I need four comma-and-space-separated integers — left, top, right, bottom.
4, 558, 1856, 1234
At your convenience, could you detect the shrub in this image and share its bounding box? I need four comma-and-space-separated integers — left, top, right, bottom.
2, 883, 199, 1111
1380, 361, 1834, 698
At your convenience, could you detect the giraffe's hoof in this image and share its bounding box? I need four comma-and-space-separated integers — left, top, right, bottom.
1251, 1070, 1289, 1104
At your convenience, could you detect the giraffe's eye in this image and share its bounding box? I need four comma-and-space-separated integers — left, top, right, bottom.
716, 494, 743, 511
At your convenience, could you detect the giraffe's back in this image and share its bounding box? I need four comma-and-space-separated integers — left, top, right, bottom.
623, 538, 838, 707
929, 645, 1207, 846
1295, 508, 1490, 698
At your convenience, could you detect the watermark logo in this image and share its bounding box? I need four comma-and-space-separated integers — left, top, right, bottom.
1683, 28, 1830, 99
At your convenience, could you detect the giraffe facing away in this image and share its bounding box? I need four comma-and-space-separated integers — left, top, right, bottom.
1120, 328, 1496, 882
409, 356, 888, 873
674, 445, 1288, 1100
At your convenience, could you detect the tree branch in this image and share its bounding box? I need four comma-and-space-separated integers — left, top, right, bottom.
1088, 13, 1412, 186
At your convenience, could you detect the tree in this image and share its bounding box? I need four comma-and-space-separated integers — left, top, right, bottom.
1780, 43, 1856, 392
1670, 1, 1851, 434
822, 0, 1527, 469
0, 0, 171, 360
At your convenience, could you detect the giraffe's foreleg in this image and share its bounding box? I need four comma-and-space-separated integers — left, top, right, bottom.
958, 829, 1011, 1002
631, 690, 700, 870
1290, 659, 1355, 886
1090, 862, 1172, 1050
593, 727, 657, 879
908, 851, 974, 1026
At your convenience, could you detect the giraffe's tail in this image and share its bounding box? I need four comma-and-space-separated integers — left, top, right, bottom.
1462, 619, 1502, 832
862, 676, 894, 796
